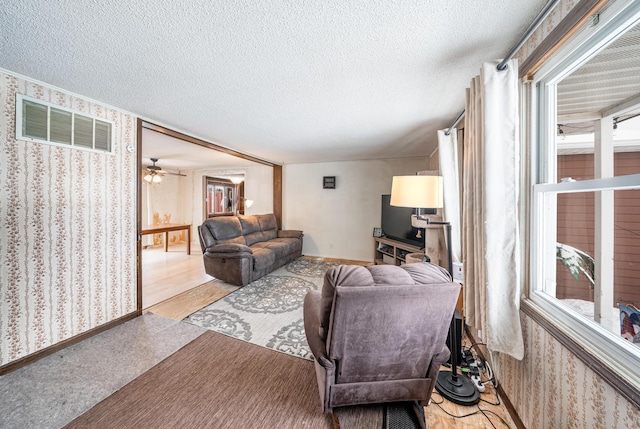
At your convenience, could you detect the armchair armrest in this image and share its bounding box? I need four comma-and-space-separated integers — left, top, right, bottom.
205, 243, 253, 255
303, 290, 333, 368
433, 343, 451, 367
278, 230, 303, 239
419, 343, 451, 407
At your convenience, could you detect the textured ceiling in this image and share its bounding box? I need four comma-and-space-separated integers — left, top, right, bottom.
558, 23, 640, 118
1, 0, 549, 165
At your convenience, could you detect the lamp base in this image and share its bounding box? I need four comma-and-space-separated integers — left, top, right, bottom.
435, 370, 480, 406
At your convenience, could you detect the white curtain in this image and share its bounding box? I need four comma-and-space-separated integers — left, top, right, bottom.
463, 59, 524, 360
437, 129, 462, 263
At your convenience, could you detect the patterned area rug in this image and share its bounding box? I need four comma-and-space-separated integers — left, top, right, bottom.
184, 259, 339, 360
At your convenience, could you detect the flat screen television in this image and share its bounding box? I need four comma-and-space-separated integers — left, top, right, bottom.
380, 194, 426, 248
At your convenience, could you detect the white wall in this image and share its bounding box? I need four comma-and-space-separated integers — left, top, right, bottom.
243, 165, 274, 216
141, 174, 189, 246
283, 158, 428, 262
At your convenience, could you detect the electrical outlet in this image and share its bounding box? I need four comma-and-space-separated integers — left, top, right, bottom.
452, 262, 463, 284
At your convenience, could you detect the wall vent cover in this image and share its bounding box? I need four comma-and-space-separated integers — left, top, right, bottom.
16, 94, 113, 153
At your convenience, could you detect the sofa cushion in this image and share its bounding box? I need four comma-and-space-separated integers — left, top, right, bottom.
252, 247, 276, 271
202, 216, 246, 246
239, 215, 261, 234
243, 232, 264, 246
237, 215, 265, 245
268, 237, 303, 256
261, 241, 291, 260
257, 214, 278, 240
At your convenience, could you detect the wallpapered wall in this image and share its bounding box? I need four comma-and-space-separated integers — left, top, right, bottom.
491, 0, 640, 426
496, 313, 640, 428
0, 72, 136, 367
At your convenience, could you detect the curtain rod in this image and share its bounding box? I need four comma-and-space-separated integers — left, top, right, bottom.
444, 0, 562, 136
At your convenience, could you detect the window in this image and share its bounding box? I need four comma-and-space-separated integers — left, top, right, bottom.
16, 95, 113, 153
530, 0, 640, 390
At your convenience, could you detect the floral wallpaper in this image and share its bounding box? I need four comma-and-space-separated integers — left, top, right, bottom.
496, 313, 640, 428
0, 72, 136, 367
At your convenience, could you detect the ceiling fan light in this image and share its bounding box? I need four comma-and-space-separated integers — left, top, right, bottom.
144, 173, 153, 183
152, 174, 162, 183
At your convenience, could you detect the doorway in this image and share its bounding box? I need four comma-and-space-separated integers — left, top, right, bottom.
136, 119, 281, 313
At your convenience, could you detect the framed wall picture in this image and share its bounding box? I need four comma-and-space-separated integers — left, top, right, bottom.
323, 176, 336, 189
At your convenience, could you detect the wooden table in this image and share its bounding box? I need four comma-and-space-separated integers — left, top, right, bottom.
142, 223, 191, 255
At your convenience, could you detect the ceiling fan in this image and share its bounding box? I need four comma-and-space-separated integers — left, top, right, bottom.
143, 158, 186, 183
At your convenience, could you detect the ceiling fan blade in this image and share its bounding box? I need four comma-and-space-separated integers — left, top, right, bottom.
144, 159, 185, 177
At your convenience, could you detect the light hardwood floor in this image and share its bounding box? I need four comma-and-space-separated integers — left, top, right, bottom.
143, 252, 515, 428
426, 361, 516, 428
141, 242, 213, 309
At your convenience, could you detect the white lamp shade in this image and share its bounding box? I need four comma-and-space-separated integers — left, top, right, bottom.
390, 175, 443, 209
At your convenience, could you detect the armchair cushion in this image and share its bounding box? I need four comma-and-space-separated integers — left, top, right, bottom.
319, 263, 451, 341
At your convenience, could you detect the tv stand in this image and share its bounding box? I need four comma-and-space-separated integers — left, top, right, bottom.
374, 236, 422, 266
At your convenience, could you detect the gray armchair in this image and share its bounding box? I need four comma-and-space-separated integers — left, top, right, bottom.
303, 263, 460, 417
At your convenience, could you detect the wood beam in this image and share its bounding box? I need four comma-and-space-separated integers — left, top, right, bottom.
273, 165, 283, 229
137, 118, 143, 313
140, 120, 276, 167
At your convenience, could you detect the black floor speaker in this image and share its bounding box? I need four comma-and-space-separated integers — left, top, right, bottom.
446, 309, 463, 367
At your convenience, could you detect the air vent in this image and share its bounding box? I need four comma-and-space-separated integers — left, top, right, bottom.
15, 94, 113, 153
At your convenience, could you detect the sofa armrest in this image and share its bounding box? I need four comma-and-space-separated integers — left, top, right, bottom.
278, 230, 303, 239
205, 243, 253, 255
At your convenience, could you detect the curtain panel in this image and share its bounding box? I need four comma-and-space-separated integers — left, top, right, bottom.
462, 59, 524, 360
437, 129, 462, 263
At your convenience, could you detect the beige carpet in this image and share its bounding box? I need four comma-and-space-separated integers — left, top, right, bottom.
65, 330, 382, 429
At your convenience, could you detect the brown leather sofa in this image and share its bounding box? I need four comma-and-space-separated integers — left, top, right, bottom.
198, 214, 303, 286
303, 263, 459, 417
